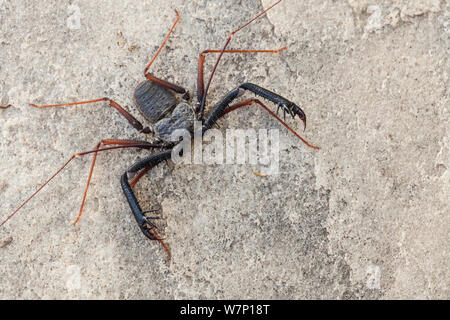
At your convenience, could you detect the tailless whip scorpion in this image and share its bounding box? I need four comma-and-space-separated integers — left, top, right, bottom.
1, 1, 319, 259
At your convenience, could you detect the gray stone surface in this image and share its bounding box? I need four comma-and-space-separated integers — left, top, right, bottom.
0, 0, 448, 299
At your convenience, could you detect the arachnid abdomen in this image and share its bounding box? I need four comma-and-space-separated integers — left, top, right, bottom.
134, 80, 194, 143
134, 80, 177, 123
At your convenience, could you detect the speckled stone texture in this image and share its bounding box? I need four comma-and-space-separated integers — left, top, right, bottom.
0, 0, 448, 299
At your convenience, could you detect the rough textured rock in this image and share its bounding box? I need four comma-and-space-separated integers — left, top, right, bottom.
0, 0, 448, 299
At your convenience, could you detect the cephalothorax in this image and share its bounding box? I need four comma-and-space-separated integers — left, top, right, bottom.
1, 1, 319, 259
133, 80, 195, 143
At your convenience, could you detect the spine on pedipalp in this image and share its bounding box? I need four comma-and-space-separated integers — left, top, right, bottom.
203, 87, 240, 131
240, 83, 290, 106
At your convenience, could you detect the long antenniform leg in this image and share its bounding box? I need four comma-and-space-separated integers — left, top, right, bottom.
30, 98, 152, 134
1, 141, 171, 259
143, 9, 190, 100
198, 0, 283, 120
0, 143, 160, 229
0, 104, 12, 109
28, 11, 187, 133
203, 82, 319, 149
75, 139, 166, 225
224, 99, 319, 149
28, 11, 185, 134
143, 9, 180, 75
196, 47, 286, 106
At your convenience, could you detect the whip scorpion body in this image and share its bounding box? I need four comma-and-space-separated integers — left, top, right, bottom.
1, 1, 319, 259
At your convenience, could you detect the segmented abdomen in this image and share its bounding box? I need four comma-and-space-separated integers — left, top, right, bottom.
134, 80, 177, 123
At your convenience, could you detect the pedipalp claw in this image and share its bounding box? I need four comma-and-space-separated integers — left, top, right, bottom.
289, 108, 295, 119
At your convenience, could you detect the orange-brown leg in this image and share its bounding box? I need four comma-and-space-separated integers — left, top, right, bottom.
198, 0, 283, 119
120, 150, 173, 260
150, 226, 171, 261
75, 139, 165, 225
0, 142, 159, 229
142, 5, 286, 107
196, 47, 286, 104
143, 9, 180, 75
29, 11, 181, 131
223, 99, 320, 150
143, 9, 189, 100
0, 104, 12, 109
0, 140, 170, 259
30, 98, 152, 134
75, 139, 171, 259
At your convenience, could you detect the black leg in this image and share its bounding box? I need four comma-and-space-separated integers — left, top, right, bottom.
75, 139, 166, 225
202, 87, 242, 132
121, 149, 172, 259
120, 82, 316, 259
203, 82, 307, 132
239, 83, 307, 130
121, 150, 172, 240
197, 1, 283, 121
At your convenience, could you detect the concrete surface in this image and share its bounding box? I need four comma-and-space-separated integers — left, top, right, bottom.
0, 0, 448, 299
